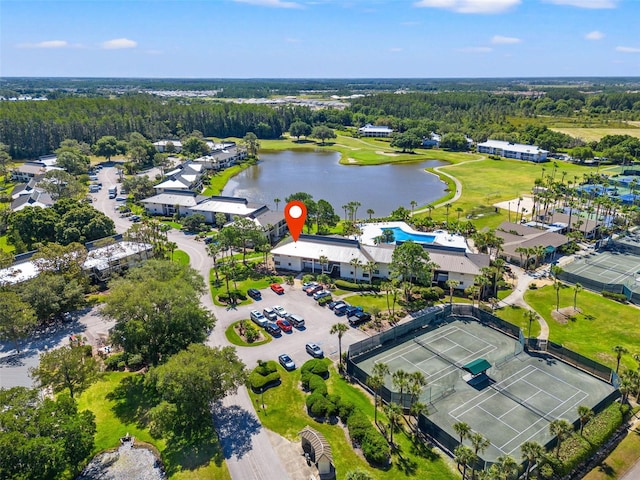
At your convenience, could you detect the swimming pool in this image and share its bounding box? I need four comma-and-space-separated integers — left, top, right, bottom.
385, 227, 436, 244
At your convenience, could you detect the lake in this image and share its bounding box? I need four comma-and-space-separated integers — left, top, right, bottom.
221, 150, 447, 217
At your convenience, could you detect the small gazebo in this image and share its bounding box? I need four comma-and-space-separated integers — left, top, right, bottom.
299, 425, 335, 479
462, 358, 492, 385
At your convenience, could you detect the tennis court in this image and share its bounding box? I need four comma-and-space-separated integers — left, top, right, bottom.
562, 250, 640, 286
356, 318, 617, 462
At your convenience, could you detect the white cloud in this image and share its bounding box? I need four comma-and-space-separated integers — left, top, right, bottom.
584, 30, 605, 40
616, 46, 640, 53
414, 0, 520, 14
234, 0, 302, 8
457, 46, 493, 53
101, 38, 137, 50
544, 0, 617, 8
491, 35, 521, 44
18, 40, 69, 49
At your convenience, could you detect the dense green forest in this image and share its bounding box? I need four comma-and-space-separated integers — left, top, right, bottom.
2, 78, 640, 159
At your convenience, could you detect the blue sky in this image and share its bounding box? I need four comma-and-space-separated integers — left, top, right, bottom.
1, 0, 639, 78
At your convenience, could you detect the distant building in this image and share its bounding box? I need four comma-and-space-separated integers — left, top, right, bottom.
477, 140, 548, 163
153, 140, 182, 153
193, 143, 247, 170
358, 124, 393, 138
422, 132, 441, 148
495, 222, 569, 265
154, 161, 205, 193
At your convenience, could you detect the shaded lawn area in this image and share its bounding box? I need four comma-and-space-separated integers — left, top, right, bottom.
494, 304, 542, 338
76, 372, 230, 480
203, 162, 253, 196
209, 268, 282, 307
0, 234, 15, 253
524, 285, 640, 371
248, 361, 455, 480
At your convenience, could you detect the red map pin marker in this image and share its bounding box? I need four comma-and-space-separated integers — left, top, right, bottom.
284, 201, 307, 242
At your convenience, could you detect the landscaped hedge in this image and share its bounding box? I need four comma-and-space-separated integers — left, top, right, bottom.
301, 359, 329, 377
602, 291, 628, 303
344, 410, 390, 465
334, 279, 380, 292
218, 289, 248, 304
317, 296, 333, 306
249, 360, 281, 391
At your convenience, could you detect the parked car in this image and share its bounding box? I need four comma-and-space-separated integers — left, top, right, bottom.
334, 303, 350, 316
306, 285, 323, 296
130, 215, 141, 222
348, 311, 372, 326
305, 342, 324, 358
263, 307, 278, 321
250, 310, 267, 327
276, 318, 293, 333
273, 305, 288, 318
247, 288, 261, 300
345, 305, 364, 317
302, 281, 318, 290
270, 283, 285, 294
286, 313, 305, 328
313, 290, 331, 301
328, 300, 346, 310
278, 354, 296, 371
265, 322, 281, 336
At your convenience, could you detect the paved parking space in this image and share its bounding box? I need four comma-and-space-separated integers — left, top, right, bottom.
207, 284, 370, 369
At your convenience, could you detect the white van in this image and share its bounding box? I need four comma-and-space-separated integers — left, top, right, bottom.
108, 186, 117, 199
287, 314, 305, 328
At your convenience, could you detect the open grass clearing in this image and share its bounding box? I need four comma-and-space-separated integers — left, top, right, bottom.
524, 284, 640, 371
583, 424, 640, 480
209, 268, 282, 307
550, 127, 640, 143
248, 361, 455, 480
203, 161, 254, 196
0, 234, 15, 253
76, 372, 230, 480
343, 292, 393, 312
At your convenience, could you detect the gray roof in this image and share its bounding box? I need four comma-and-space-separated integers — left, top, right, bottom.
496, 221, 569, 257
141, 191, 201, 207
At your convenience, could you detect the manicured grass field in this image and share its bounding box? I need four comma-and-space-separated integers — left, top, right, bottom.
209, 269, 282, 307
494, 304, 542, 338
76, 372, 230, 480
584, 426, 640, 480
524, 285, 640, 371
203, 162, 253, 195
248, 361, 455, 480
342, 292, 392, 312
171, 249, 190, 265
550, 127, 640, 143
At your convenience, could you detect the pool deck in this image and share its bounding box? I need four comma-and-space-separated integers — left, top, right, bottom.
358, 221, 470, 251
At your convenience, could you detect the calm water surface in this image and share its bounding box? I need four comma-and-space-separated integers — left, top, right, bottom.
221, 150, 447, 217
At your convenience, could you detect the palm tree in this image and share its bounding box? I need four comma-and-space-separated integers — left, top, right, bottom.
273, 197, 281, 211
166, 241, 178, 261
207, 241, 223, 285
573, 283, 582, 311
456, 207, 464, 223
453, 421, 471, 445
384, 402, 403, 446
446, 279, 460, 305
427, 204, 434, 219
410, 200, 418, 214
445, 203, 452, 225
469, 432, 490, 479
524, 309, 538, 339
367, 362, 389, 424
367, 208, 375, 220
392, 369, 410, 406
410, 401, 428, 435
494, 454, 519, 480
364, 260, 378, 286
549, 419, 573, 457
554, 280, 562, 312
350, 257, 363, 284
408, 371, 427, 405
454, 445, 475, 479
515, 246, 526, 267
577, 405, 594, 435
613, 345, 629, 374
318, 255, 329, 274
330, 323, 349, 370
520, 441, 545, 480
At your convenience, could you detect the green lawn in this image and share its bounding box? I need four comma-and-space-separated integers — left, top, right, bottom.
248, 362, 455, 480
524, 285, 640, 371
209, 268, 282, 306
203, 162, 253, 196
343, 293, 394, 312
550, 127, 640, 143
225, 321, 272, 347
0, 234, 15, 253
171, 250, 190, 265
494, 304, 542, 338
584, 425, 640, 480
76, 372, 230, 480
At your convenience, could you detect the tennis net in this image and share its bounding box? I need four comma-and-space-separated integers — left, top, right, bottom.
413, 337, 463, 368
489, 382, 556, 422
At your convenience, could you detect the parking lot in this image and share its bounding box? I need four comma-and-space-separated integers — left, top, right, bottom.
207, 282, 371, 370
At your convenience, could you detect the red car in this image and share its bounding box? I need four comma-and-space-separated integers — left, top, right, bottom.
270, 283, 285, 294
276, 318, 293, 333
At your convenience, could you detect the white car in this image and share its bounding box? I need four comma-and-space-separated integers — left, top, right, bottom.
273, 305, 288, 318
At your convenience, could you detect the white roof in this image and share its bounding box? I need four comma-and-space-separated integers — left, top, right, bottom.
359, 124, 393, 133
273, 237, 370, 264
153, 140, 182, 147
190, 198, 257, 216
154, 179, 190, 190
142, 192, 198, 207
84, 242, 152, 272
478, 139, 547, 154
0, 262, 39, 285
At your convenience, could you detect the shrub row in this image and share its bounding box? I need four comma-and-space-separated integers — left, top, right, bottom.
334, 279, 380, 292
301, 359, 390, 465
602, 291, 628, 303
249, 360, 281, 390
104, 351, 144, 371
317, 296, 333, 306
218, 289, 248, 304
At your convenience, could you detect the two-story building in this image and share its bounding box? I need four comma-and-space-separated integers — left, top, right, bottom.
477, 140, 548, 163
358, 124, 393, 138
